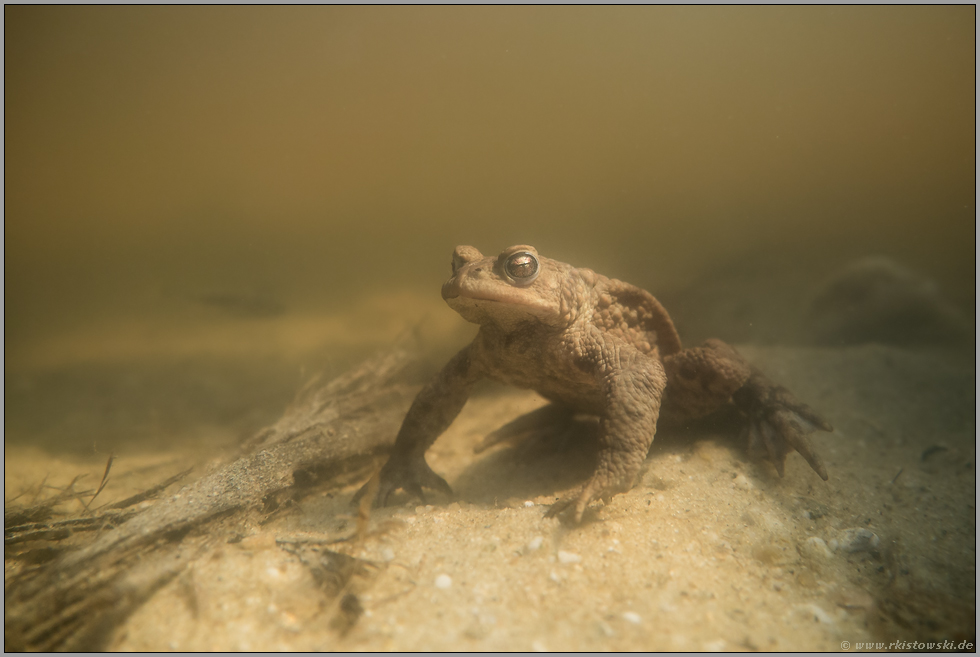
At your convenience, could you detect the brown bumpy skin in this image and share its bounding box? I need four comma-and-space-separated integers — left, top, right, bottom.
353, 245, 832, 522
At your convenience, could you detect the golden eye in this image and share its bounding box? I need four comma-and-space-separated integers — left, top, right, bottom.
505, 252, 539, 282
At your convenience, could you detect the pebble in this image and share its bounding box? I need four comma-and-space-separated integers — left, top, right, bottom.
434, 574, 452, 589
526, 536, 544, 552
835, 588, 875, 611
558, 550, 582, 564
800, 604, 835, 624
801, 536, 833, 561
238, 533, 276, 550
834, 528, 881, 553
622, 611, 642, 625
732, 474, 754, 491
381, 547, 396, 562
524, 500, 535, 507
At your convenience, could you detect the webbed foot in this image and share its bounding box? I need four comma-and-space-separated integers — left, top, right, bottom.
734, 373, 833, 480
351, 456, 454, 507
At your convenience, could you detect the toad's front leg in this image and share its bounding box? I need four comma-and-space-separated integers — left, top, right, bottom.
545, 342, 666, 523
352, 345, 483, 507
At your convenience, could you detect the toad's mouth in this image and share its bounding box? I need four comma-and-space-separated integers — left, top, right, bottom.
441, 280, 527, 306
442, 288, 522, 306
442, 278, 558, 322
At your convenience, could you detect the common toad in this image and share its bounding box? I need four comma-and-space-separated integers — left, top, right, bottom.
354, 245, 832, 522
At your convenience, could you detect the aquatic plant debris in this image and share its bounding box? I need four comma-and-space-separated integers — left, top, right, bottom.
4, 337, 421, 651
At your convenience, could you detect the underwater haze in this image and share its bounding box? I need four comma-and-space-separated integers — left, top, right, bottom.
4, 7, 977, 652
4, 6, 975, 446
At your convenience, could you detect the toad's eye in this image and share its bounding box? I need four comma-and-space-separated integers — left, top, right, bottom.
504, 251, 539, 283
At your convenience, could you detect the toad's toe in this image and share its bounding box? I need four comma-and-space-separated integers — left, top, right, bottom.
352, 457, 454, 508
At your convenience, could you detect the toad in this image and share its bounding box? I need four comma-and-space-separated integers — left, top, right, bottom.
354, 245, 832, 522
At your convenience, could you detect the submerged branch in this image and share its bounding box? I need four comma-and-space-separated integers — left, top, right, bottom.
4, 336, 421, 651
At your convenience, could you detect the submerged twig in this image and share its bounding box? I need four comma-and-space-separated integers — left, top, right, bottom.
103, 467, 193, 511
82, 455, 115, 513
356, 470, 380, 542
4, 475, 94, 528
5, 510, 140, 544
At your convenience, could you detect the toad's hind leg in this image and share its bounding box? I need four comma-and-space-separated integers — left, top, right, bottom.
545, 343, 666, 523
734, 375, 832, 479
662, 338, 832, 479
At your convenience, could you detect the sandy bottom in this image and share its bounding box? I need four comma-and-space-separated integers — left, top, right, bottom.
7, 341, 973, 651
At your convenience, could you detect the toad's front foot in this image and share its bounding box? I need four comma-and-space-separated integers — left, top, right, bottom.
351, 455, 454, 508
544, 450, 639, 524
544, 482, 602, 524
734, 372, 833, 480
544, 475, 633, 524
